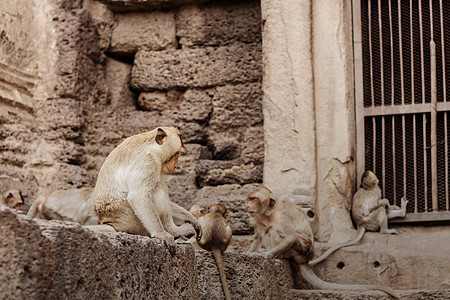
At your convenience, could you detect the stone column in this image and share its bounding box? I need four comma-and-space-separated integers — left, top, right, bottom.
312, 0, 355, 242
261, 0, 317, 206
261, 0, 356, 242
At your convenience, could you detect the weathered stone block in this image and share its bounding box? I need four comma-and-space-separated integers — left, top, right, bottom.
137, 90, 183, 111
176, 1, 262, 47
83, 0, 114, 51
195, 183, 260, 235
178, 88, 213, 122
105, 57, 135, 107
109, 11, 176, 56
207, 82, 264, 161
0, 207, 198, 299
196, 251, 294, 300
131, 43, 262, 90
196, 158, 263, 188
98, 0, 208, 12
209, 82, 263, 130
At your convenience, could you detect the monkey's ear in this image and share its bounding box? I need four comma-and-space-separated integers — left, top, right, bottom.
156, 128, 167, 145
269, 198, 276, 207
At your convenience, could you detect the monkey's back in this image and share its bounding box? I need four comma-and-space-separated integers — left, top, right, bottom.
198, 213, 230, 252
352, 186, 382, 231
93, 130, 160, 227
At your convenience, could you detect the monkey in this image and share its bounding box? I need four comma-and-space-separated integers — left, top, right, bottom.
188, 203, 207, 220
27, 187, 99, 225
247, 185, 400, 299
309, 171, 408, 266
174, 203, 207, 249
197, 203, 232, 300
86, 127, 201, 253
1, 189, 24, 212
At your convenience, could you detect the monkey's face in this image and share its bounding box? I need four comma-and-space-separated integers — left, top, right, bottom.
247, 194, 260, 216
247, 186, 273, 216
162, 153, 180, 174
156, 127, 187, 173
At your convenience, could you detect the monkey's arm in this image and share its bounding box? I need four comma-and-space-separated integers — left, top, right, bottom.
171, 202, 202, 236
26, 201, 39, 218
248, 232, 262, 252
266, 235, 297, 258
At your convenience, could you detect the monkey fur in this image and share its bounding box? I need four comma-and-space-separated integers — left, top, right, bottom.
309, 171, 407, 266
247, 184, 400, 298
88, 127, 201, 252
197, 203, 232, 300
27, 187, 98, 225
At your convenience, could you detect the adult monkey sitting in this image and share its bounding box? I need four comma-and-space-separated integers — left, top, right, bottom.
87, 127, 202, 252
247, 185, 400, 298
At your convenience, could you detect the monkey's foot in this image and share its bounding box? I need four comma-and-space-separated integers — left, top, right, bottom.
400, 197, 409, 217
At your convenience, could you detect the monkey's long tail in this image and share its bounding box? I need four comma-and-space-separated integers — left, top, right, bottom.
299, 264, 400, 298
309, 227, 366, 266
212, 248, 231, 300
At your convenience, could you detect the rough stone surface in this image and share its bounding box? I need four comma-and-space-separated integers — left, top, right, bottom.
2, 208, 449, 300
176, 1, 262, 47
137, 90, 183, 111
0, 207, 198, 299
196, 157, 263, 187
194, 184, 260, 235
312, 0, 356, 242
313, 230, 450, 290
104, 57, 136, 107
98, 0, 208, 12
131, 43, 262, 90
196, 251, 295, 300
109, 11, 176, 56
261, 0, 317, 208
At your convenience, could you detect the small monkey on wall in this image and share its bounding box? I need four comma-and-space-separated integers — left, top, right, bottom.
247, 185, 400, 298
197, 203, 232, 300
86, 127, 201, 252
310, 170, 408, 266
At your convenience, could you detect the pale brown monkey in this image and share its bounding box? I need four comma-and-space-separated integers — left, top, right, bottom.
27, 187, 98, 225
1, 189, 24, 212
188, 203, 207, 220
87, 127, 201, 252
309, 171, 407, 266
247, 185, 400, 298
198, 203, 232, 300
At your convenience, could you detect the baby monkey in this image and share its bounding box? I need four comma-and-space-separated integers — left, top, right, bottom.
198, 203, 232, 300
310, 170, 408, 266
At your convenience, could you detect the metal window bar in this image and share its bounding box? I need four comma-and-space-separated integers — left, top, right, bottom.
353, 0, 450, 222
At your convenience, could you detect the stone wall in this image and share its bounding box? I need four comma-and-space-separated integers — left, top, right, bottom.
2, 207, 449, 299
0, 0, 263, 234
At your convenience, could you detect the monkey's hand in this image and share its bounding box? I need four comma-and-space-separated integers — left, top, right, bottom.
190, 220, 202, 241
156, 232, 176, 254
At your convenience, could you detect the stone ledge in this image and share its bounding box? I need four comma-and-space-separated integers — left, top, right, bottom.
1, 207, 448, 299
0, 207, 292, 299
288, 289, 450, 300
